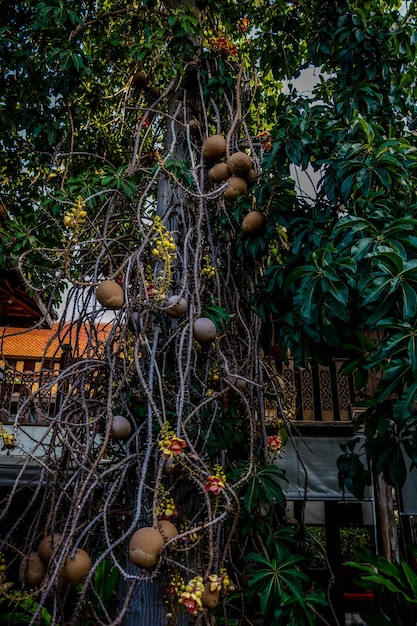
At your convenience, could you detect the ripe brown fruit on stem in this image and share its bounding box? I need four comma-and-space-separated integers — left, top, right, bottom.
157, 520, 178, 542
61, 548, 91, 585
38, 533, 63, 563
193, 317, 217, 343
202, 135, 226, 160
96, 280, 124, 309
208, 162, 231, 182
241, 211, 266, 234
111, 415, 132, 441
129, 527, 165, 569
224, 177, 247, 201
19, 552, 46, 587
165, 295, 187, 318
247, 168, 259, 186
227, 151, 252, 178
202, 583, 220, 609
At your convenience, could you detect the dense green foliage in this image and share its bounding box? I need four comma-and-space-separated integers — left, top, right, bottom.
347, 546, 417, 625
254, 1, 417, 490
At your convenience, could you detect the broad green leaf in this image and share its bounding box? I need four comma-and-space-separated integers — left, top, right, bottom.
401, 561, 417, 599
402, 282, 417, 320
362, 574, 402, 594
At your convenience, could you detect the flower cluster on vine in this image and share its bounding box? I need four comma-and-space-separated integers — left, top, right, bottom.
151, 216, 177, 303
258, 130, 273, 152
205, 463, 226, 495
156, 485, 178, 520
63, 196, 87, 237
158, 422, 186, 458
267, 435, 282, 453
209, 36, 238, 57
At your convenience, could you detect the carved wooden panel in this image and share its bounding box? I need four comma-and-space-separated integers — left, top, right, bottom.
318, 364, 334, 421
334, 359, 351, 421
281, 359, 297, 420
277, 357, 356, 423
300, 367, 315, 421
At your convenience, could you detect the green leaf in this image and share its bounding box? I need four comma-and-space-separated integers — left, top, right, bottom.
375, 360, 411, 402
362, 574, 402, 594
408, 334, 417, 373
401, 282, 417, 320
401, 561, 417, 599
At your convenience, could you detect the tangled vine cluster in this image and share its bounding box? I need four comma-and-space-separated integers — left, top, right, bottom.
0, 35, 292, 626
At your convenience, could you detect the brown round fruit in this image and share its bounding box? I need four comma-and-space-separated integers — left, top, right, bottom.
202, 135, 226, 160
227, 152, 252, 178
157, 520, 178, 542
129, 527, 165, 569
202, 583, 220, 609
241, 211, 266, 234
111, 415, 132, 441
61, 548, 91, 585
193, 317, 217, 344
208, 162, 231, 183
19, 552, 46, 587
224, 177, 248, 201
38, 533, 63, 563
96, 280, 124, 310
165, 295, 187, 318
132, 71, 148, 90
225, 374, 247, 391
247, 168, 259, 186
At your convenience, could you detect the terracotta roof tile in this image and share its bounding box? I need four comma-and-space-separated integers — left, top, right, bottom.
0, 322, 111, 361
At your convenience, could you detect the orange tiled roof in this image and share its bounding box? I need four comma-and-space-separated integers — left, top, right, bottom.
0, 322, 111, 360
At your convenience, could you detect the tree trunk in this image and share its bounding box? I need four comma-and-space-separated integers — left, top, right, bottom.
122, 46, 204, 626
374, 472, 399, 564
373, 471, 402, 622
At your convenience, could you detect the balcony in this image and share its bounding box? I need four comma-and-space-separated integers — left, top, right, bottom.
264, 356, 362, 426
0, 364, 58, 425
1, 355, 363, 429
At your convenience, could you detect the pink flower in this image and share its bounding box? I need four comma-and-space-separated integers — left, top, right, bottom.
181, 594, 198, 614
204, 475, 225, 496
267, 435, 282, 452
160, 436, 186, 458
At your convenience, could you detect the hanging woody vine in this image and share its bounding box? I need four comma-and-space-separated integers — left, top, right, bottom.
0, 2, 310, 625
2, 1, 417, 624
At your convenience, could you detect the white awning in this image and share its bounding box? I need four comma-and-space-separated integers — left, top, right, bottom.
278, 435, 372, 501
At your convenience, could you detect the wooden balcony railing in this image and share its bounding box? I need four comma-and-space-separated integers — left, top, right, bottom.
264, 357, 360, 424
0, 366, 59, 425
1, 357, 361, 428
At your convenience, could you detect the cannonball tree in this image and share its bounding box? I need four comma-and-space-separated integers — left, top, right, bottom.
1, 1, 416, 625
